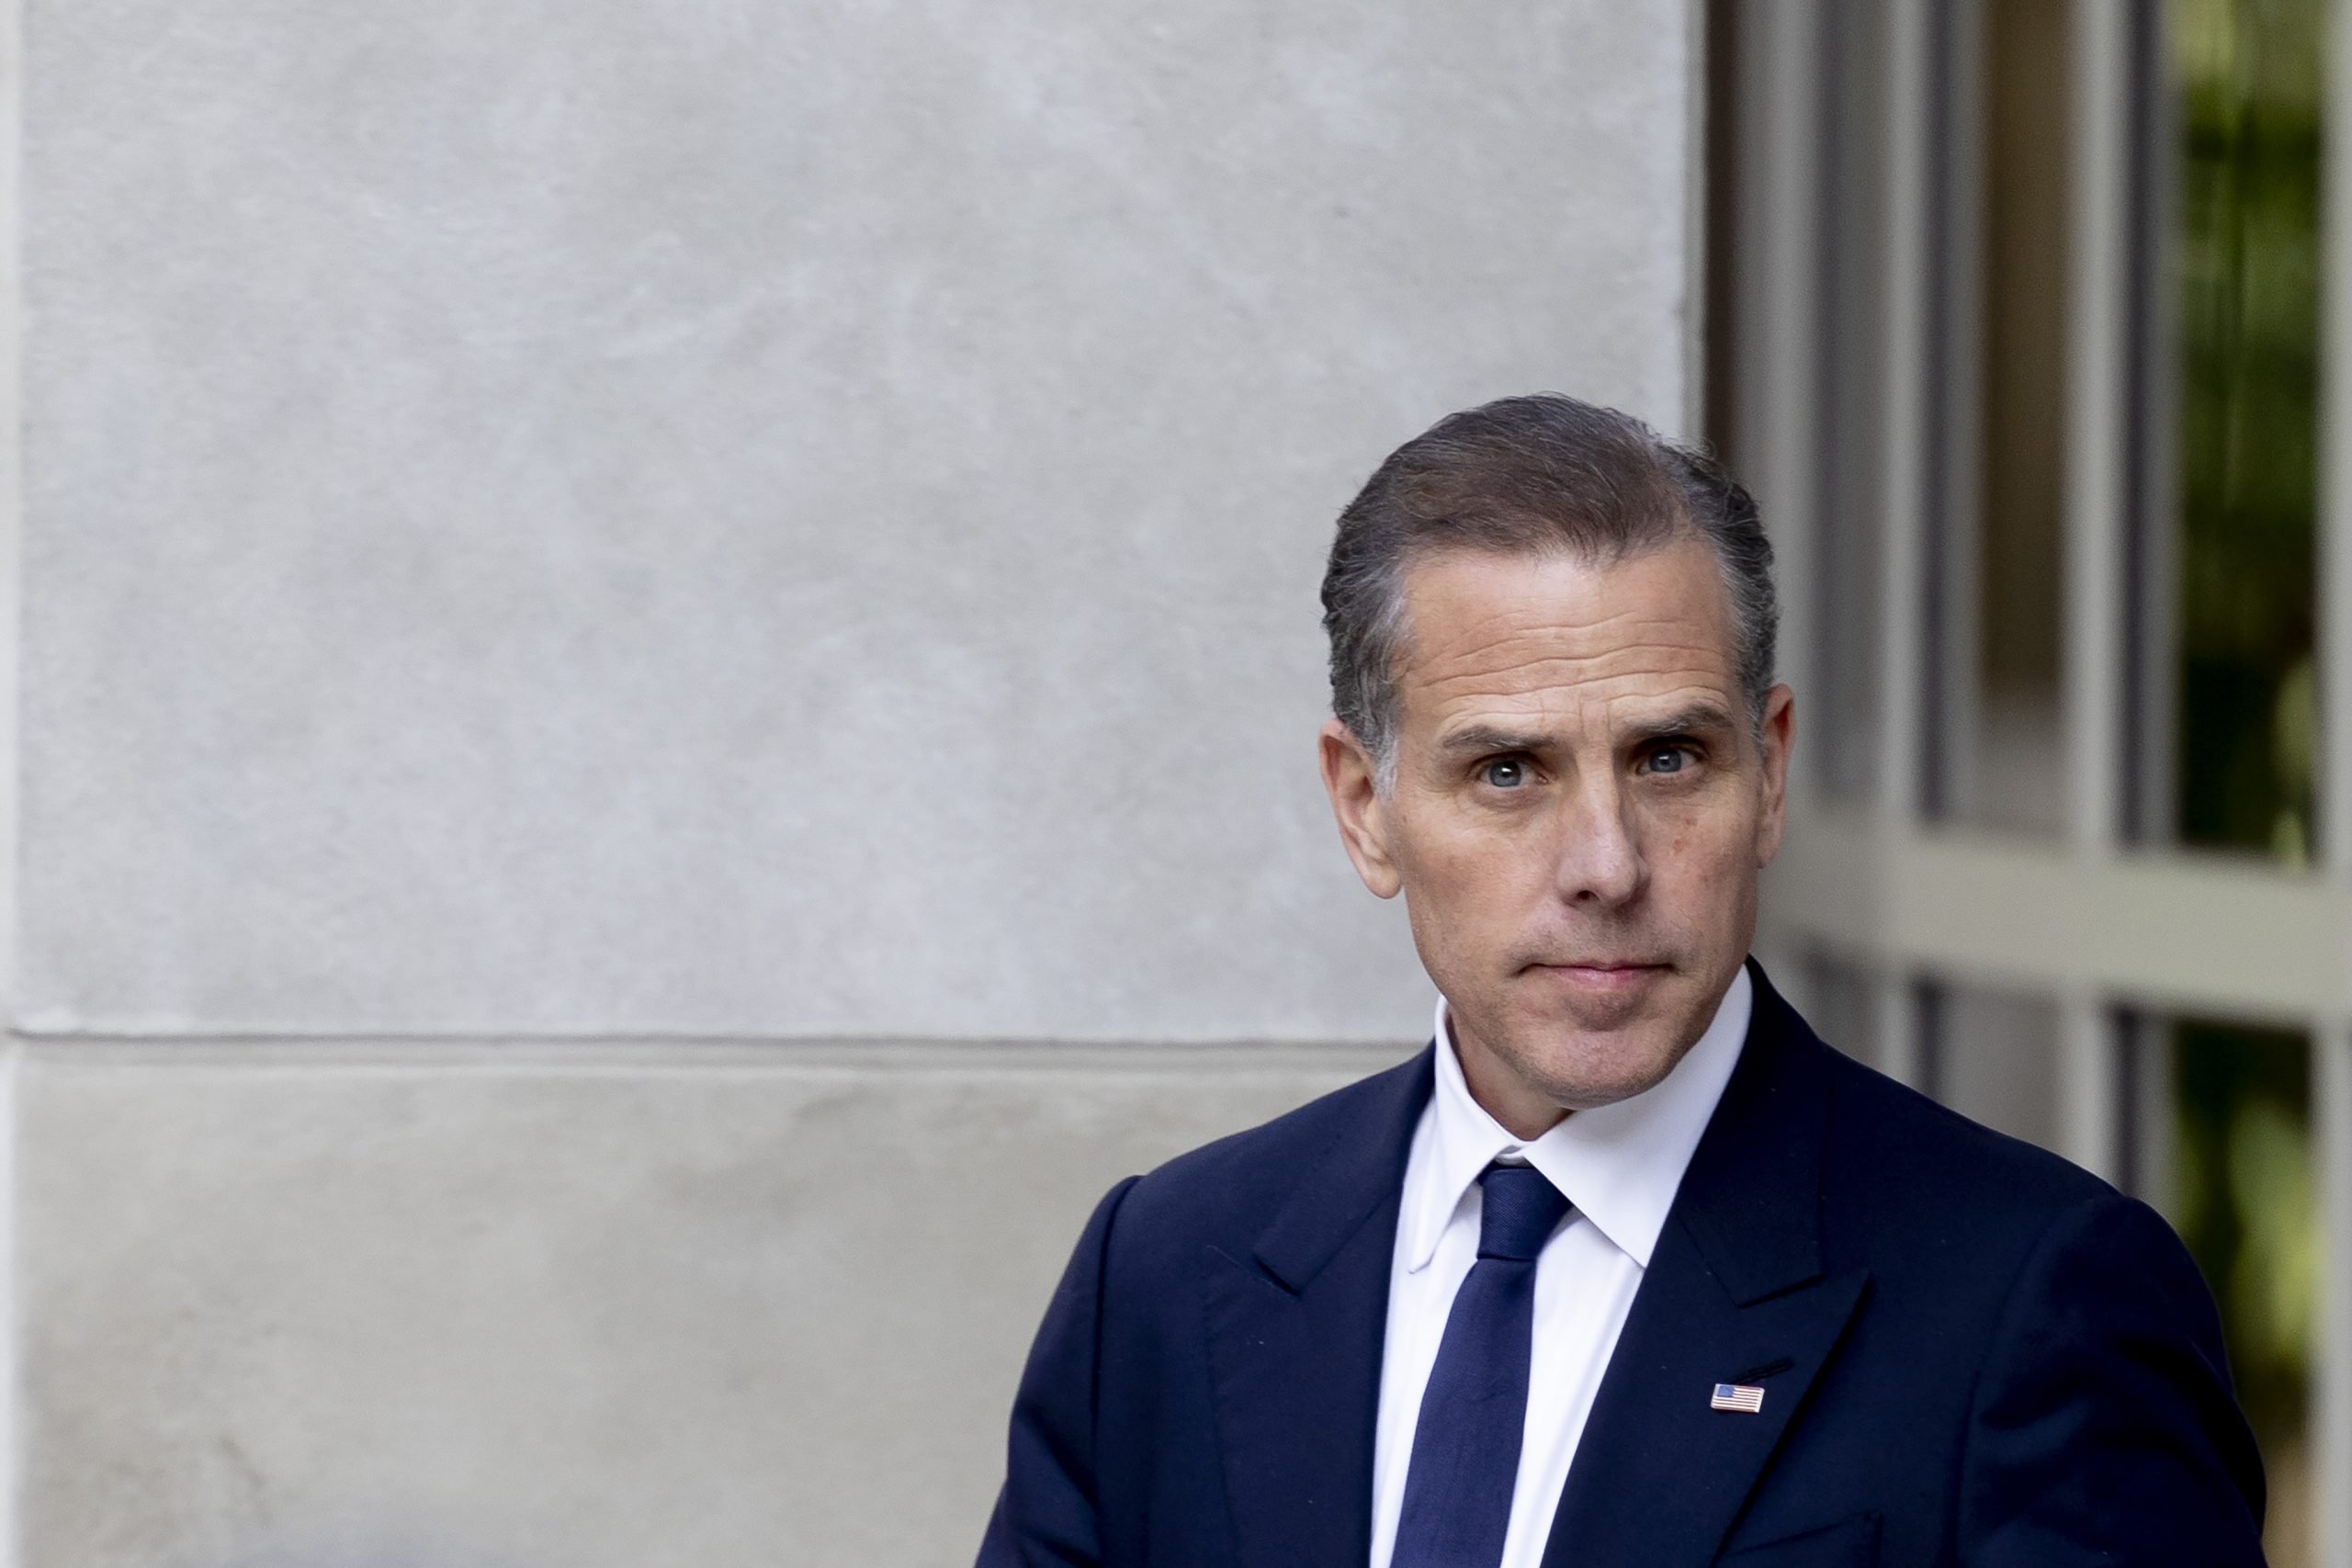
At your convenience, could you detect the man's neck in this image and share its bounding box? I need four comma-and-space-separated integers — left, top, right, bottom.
1444, 1020, 1571, 1140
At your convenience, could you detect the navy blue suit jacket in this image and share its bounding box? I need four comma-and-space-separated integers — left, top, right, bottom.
979, 964, 2266, 1566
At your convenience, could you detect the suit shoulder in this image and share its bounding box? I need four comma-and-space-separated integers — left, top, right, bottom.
1114, 1048, 1429, 1235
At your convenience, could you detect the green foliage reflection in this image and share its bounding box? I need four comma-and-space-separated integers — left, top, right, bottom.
2166, 6, 2322, 1559
2172, 1021, 2313, 1563
2173, 0, 2321, 860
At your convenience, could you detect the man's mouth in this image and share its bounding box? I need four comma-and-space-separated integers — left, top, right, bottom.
1525, 959, 1669, 993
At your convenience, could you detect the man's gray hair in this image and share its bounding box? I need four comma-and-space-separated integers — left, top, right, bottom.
1319, 393, 1778, 784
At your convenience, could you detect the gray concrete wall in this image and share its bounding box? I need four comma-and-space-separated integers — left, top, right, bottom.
7, 0, 1697, 1562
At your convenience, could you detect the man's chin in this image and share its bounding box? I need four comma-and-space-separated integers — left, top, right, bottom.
1486, 1019, 1688, 1111
1552, 1058, 1683, 1110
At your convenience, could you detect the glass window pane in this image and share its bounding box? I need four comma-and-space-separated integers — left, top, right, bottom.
1802, 951, 1886, 1073
2169, 0, 2323, 862
2172, 1019, 2317, 1568
1814, 0, 1892, 807
1959, 0, 2072, 836
1928, 979, 2064, 1151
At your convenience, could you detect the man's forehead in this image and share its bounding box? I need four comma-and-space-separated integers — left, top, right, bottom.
1394, 542, 1740, 699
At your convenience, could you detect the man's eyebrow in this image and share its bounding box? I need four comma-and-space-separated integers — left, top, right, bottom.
1623, 702, 1740, 743
1433, 724, 1557, 758
1433, 705, 1741, 759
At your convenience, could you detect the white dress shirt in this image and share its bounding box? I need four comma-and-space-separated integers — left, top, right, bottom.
1368, 966, 1753, 1568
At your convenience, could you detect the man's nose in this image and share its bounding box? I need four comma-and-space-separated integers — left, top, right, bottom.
1550, 775, 1646, 907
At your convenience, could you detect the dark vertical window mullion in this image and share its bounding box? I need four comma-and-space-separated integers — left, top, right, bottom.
1813, 0, 1849, 798
1921, 0, 1962, 823
2123, 0, 2177, 848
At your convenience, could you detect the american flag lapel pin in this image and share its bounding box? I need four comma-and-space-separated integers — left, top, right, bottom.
1710, 1382, 1766, 1414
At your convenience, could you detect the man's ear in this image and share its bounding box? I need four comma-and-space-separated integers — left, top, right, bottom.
1319, 717, 1403, 898
1753, 683, 1796, 867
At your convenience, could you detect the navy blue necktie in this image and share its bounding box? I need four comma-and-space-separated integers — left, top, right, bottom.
1391, 1163, 1572, 1568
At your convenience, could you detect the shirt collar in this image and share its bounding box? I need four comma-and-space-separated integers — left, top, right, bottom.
1403, 964, 1753, 1273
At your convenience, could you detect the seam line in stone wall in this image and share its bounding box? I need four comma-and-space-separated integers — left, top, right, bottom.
7, 1034, 1422, 1076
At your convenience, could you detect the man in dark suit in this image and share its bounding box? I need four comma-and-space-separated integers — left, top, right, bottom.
978, 395, 2266, 1566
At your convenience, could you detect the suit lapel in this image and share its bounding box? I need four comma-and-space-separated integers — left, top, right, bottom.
1544, 965, 1870, 1568
1205, 1047, 1433, 1568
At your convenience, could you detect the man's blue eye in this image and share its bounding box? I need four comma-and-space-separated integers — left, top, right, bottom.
1647, 747, 1691, 775
1482, 759, 1526, 788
